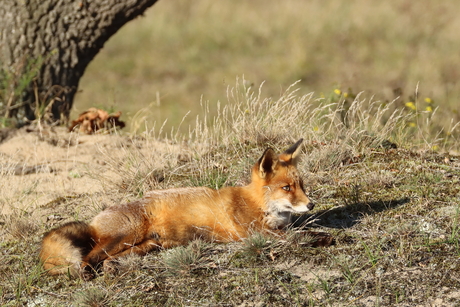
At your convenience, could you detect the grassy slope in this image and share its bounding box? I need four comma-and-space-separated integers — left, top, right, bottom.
1, 82, 460, 306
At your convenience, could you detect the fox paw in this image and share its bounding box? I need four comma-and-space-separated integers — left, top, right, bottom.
79, 265, 96, 281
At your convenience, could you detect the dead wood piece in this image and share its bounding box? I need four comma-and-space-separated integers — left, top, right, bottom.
69, 108, 125, 134
13, 164, 54, 175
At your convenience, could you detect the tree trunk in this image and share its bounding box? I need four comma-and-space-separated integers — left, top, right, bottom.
0, 0, 158, 124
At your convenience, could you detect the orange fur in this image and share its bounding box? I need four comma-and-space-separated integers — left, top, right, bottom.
39, 139, 314, 279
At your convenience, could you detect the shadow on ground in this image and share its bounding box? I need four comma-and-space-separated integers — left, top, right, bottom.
293, 198, 411, 229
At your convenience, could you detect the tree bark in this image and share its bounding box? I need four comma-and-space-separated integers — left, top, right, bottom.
0, 0, 158, 124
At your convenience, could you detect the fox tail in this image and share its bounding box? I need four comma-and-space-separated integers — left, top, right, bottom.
39, 221, 93, 277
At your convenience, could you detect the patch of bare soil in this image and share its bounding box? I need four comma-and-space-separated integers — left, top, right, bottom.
0, 126, 174, 223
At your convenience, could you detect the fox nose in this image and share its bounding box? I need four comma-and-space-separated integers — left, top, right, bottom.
307, 202, 315, 210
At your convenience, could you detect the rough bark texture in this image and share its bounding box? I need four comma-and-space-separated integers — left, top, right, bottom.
0, 0, 158, 123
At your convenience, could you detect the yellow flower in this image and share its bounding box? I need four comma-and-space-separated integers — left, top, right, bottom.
313, 126, 319, 132
405, 102, 416, 110
408, 122, 416, 127
334, 89, 342, 95
425, 106, 433, 112
432, 145, 439, 151
424, 97, 433, 104
343, 92, 348, 98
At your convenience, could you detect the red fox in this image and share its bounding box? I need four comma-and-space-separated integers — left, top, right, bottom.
40, 139, 314, 279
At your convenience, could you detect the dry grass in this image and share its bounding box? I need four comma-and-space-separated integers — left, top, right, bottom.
75, 0, 460, 136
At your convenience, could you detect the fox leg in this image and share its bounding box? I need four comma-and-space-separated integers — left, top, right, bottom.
100, 238, 185, 268
105, 238, 162, 258
160, 239, 187, 249
80, 238, 162, 278
80, 236, 133, 278
99, 239, 188, 274
101, 238, 163, 273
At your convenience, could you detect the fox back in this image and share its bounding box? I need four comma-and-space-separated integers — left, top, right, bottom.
40, 139, 314, 278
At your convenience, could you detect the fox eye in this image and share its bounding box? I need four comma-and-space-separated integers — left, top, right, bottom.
282, 185, 291, 192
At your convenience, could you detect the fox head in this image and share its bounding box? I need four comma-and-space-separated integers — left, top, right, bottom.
252, 139, 314, 229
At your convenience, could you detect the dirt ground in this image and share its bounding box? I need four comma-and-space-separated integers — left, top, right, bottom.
0, 126, 177, 219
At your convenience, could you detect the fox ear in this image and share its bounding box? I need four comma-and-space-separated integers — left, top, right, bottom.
279, 138, 303, 165
257, 148, 278, 179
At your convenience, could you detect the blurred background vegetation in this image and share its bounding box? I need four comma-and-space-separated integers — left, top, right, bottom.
74, 0, 459, 138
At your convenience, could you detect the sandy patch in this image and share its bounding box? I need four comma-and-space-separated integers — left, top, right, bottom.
0, 127, 178, 217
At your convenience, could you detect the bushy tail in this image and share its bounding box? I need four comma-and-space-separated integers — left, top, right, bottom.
39, 221, 93, 277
